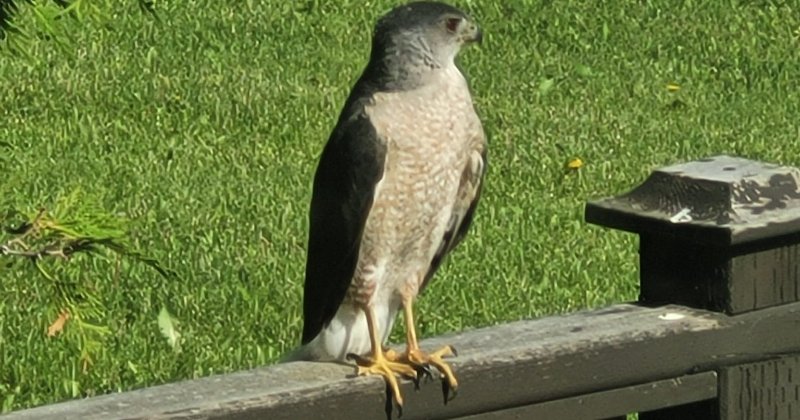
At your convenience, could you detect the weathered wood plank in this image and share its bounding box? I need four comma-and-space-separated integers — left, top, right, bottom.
719, 355, 800, 420
457, 372, 717, 420
4, 302, 800, 420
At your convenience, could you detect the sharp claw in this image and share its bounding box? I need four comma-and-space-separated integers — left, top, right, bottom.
448, 384, 458, 404
441, 376, 459, 405
384, 386, 392, 420
423, 365, 434, 381
442, 378, 450, 405
352, 352, 418, 416
450, 345, 458, 357
412, 362, 433, 382
384, 381, 403, 419
411, 360, 432, 388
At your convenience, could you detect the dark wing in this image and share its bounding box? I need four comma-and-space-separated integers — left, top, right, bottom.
420, 140, 487, 292
301, 102, 387, 345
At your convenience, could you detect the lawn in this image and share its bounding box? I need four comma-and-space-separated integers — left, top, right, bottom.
1, 0, 799, 413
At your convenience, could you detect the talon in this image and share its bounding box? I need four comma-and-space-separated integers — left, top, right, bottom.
396, 345, 459, 395
384, 385, 401, 420
410, 363, 432, 385
442, 378, 458, 405
352, 353, 417, 408
422, 364, 435, 381
398, 299, 460, 406
352, 306, 419, 415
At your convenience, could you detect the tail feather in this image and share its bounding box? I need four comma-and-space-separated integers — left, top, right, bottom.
281, 299, 400, 363
278, 344, 313, 363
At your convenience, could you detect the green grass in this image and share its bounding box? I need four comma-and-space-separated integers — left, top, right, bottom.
2, 0, 799, 412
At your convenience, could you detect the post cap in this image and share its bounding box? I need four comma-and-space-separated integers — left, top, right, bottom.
585, 155, 800, 246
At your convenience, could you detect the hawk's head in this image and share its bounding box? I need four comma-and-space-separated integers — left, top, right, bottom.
367, 2, 481, 90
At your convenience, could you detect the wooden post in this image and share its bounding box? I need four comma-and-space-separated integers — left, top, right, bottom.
586, 155, 800, 419
718, 355, 800, 419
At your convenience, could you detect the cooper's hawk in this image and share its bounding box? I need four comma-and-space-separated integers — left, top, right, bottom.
285, 1, 486, 409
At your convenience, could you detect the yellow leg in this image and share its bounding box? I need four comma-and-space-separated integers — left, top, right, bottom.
348, 305, 417, 407
398, 299, 459, 391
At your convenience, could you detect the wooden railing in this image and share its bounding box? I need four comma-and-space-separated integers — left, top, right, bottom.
5, 155, 800, 420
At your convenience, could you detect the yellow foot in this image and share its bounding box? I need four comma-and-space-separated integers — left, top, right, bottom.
395, 345, 458, 403
347, 352, 418, 408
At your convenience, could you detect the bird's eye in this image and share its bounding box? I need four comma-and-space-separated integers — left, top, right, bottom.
446, 17, 461, 33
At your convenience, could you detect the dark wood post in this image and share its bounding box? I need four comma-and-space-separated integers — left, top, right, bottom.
585, 155, 800, 419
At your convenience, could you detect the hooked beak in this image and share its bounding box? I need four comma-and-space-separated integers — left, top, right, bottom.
464, 21, 482, 44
